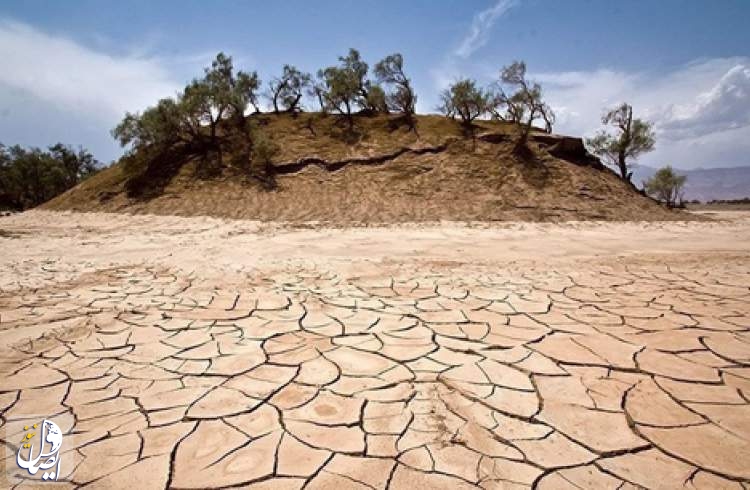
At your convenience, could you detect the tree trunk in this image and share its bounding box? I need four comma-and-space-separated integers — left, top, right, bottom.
210, 120, 218, 152
344, 100, 353, 129
521, 119, 533, 146
619, 105, 633, 182
618, 152, 630, 182
513, 117, 533, 155
287, 94, 302, 113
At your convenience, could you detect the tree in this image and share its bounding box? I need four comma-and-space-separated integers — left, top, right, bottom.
541, 109, 555, 134
112, 98, 185, 152
4, 146, 55, 207
437, 78, 490, 127
317, 48, 385, 123
189, 52, 261, 154
365, 85, 389, 114
644, 166, 687, 207
112, 52, 261, 170
111, 52, 273, 191
586, 103, 655, 182
374, 53, 417, 116
268, 65, 312, 113
0, 142, 100, 210
308, 77, 330, 114
317, 65, 359, 124
48, 143, 98, 188
493, 61, 554, 151
338, 48, 371, 109
0, 144, 21, 209
248, 129, 279, 189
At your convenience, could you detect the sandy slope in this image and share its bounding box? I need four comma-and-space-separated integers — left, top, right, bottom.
42, 114, 684, 223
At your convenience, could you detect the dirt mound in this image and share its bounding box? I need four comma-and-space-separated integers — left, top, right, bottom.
43, 113, 684, 223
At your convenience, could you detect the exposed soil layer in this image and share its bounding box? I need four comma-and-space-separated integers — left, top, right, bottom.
42, 114, 685, 223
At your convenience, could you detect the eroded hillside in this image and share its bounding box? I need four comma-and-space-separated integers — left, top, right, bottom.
43, 114, 682, 223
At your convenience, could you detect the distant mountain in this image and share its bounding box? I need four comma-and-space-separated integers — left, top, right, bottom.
632, 165, 750, 202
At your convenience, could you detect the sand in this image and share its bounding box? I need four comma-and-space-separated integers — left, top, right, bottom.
1, 210, 744, 274
1, 210, 749, 488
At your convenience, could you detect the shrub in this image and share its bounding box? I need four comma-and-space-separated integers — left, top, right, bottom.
644, 165, 687, 207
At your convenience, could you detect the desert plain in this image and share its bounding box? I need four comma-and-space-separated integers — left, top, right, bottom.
1, 210, 749, 489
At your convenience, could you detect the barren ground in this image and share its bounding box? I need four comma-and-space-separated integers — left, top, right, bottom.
43, 114, 682, 223
1, 210, 749, 489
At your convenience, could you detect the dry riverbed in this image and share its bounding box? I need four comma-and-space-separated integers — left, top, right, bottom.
1, 210, 749, 488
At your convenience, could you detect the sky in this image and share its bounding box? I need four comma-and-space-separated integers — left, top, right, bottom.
0, 0, 749, 170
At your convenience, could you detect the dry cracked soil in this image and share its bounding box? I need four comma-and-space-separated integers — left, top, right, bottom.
1, 210, 749, 489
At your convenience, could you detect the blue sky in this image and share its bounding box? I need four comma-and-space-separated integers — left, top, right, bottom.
1, 0, 749, 169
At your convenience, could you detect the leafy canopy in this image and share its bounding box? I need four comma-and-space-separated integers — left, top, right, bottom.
644, 165, 687, 207
492, 61, 554, 148
112, 52, 260, 154
0, 143, 99, 210
437, 78, 491, 126
374, 53, 417, 115
268, 65, 312, 113
586, 103, 655, 182
317, 48, 377, 117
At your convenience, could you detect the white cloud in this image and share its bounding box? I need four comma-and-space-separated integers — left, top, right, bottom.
658, 64, 750, 139
428, 61, 458, 94
0, 19, 238, 161
532, 57, 750, 169
425, 0, 518, 110
454, 0, 518, 59
535, 69, 640, 135
0, 19, 180, 122
427, 55, 750, 168
536, 58, 750, 137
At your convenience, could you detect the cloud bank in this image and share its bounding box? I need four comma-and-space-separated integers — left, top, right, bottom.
537, 58, 750, 168
0, 19, 180, 121
0, 19, 226, 161
428, 1, 749, 169
658, 64, 750, 140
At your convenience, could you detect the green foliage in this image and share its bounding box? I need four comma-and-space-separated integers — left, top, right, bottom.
317, 48, 387, 120
308, 78, 330, 114
644, 165, 687, 207
374, 53, 417, 115
365, 85, 389, 114
0, 142, 99, 210
112, 52, 264, 189
48, 143, 99, 187
112, 98, 184, 151
249, 129, 280, 189
113, 52, 260, 155
586, 103, 655, 182
268, 65, 312, 113
437, 78, 491, 126
100, 49, 666, 203
317, 64, 360, 118
339, 48, 370, 104
492, 61, 554, 148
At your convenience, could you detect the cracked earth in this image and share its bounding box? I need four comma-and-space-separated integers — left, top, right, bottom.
1, 211, 749, 489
